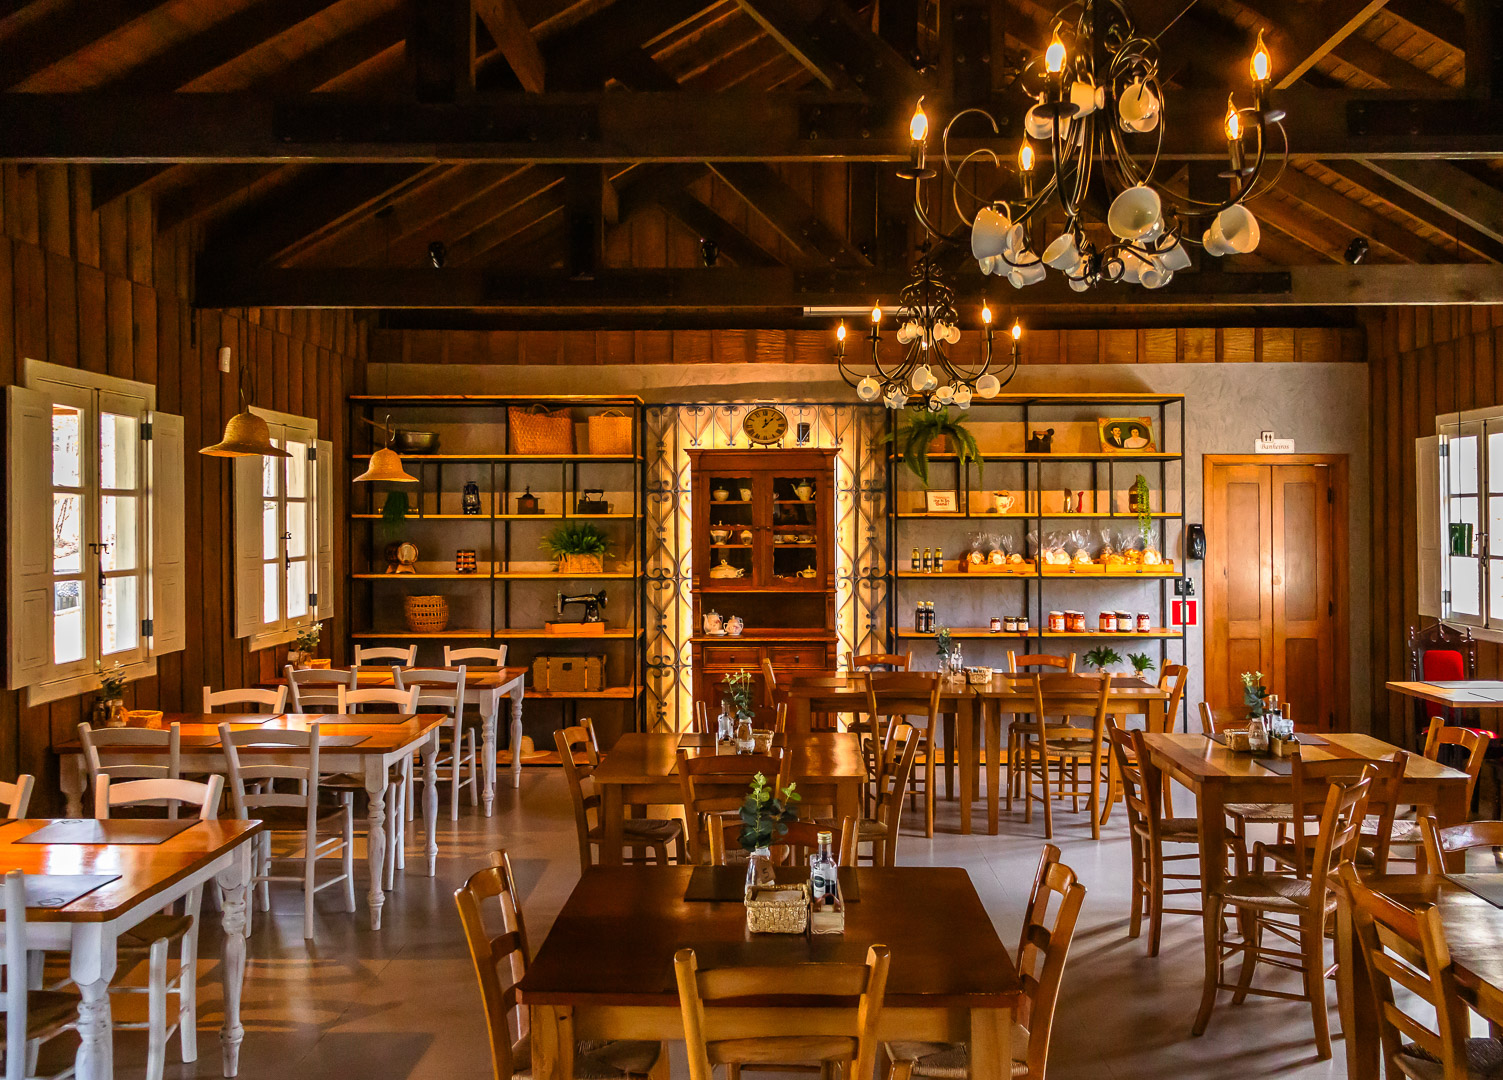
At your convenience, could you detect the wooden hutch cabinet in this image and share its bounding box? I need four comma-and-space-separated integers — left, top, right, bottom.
688, 448, 837, 708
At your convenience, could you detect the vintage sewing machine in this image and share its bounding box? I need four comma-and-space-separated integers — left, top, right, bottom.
556, 590, 607, 623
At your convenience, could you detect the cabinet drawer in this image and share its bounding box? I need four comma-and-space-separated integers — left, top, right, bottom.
702, 645, 761, 667
768, 645, 827, 670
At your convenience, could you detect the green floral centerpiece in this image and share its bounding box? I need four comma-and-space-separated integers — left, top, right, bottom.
883, 408, 983, 487
291, 622, 323, 665
1084, 646, 1123, 672
1128, 652, 1155, 678
542, 522, 611, 574
1241, 670, 1269, 718
722, 669, 755, 723
738, 772, 801, 852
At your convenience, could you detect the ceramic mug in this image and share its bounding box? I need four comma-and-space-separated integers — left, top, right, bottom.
994, 490, 1016, 513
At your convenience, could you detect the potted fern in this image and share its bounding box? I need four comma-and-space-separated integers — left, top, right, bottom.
883, 408, 983, 487
1083, 646, 1123, 673
1128, 652, 1155, 679
542, 522, 611, 574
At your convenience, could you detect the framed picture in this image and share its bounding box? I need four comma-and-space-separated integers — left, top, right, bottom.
925, 489, 960, 514
1098, 417, 1157, 454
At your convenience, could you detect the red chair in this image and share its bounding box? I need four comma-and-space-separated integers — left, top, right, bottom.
1409, 622, 1502, 813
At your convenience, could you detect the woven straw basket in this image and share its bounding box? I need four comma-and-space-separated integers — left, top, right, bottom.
558, 553, 603, 575
587, 410, 633, 455
404, 595, 450, 633
508, 405, 574, 454
745, 881, 809, 934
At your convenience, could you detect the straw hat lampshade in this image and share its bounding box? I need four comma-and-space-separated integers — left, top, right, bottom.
354, 445, 418, 484
200, 406, 290, 459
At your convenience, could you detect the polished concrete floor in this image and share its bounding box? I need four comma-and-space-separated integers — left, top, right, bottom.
80, 771, 1387, 1080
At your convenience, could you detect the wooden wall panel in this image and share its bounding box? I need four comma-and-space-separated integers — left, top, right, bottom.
0, 165, 365, 810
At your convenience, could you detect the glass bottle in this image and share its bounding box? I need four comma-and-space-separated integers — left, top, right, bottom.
922, 547, 932, 573
735, 716, 755, 754
1247, 711, 1270, 753
915, 600, 924, 632
933, 545, 944, 573
809, 830, 845, 934
717, 705, 735, 744
911, 547, 921, 572
745, 846, 776, 895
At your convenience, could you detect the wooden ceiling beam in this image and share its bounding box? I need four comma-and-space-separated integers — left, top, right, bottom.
195, 263, 1503, 310
475, 0, 544, 92
0, 0, 162, 91
616, 165, 783, 268
12, 89, 1503, 162
707, 162, 869, 267
564, 165, 607, 280
155, 164, 287, 232
533, 0, 711, 91
1273, 167, 1445, 263
1232, 0, 1444, 91
1319, 159, 1503, 262
90, 163, 168, 210
1466, 0, 1503, 101
1387, 0, 1463, 51
733, 0, 925, 97
408, 0, 474, 102
1359, 159, 1503, 246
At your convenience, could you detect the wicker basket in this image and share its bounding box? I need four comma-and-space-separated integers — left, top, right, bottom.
508, 405, 574, 454
404, 595, 450, 633
558, 553, 603, 575
587, 410, 634, 455
745, 881, 809, 934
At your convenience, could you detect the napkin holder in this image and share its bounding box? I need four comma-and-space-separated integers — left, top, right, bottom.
745, 881, 809, 934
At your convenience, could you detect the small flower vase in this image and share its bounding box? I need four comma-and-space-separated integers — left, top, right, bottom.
287, 649, 304, 667
96, 698, 125, 728
744, 847, 776, 896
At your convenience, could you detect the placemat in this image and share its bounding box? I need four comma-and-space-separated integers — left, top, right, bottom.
235, 734, 370, 748
1428, 680, 1503, 690
10, 873, 121, 908
18, 819, 196, 845
1295, 733, 1329, 746
684, 865, 860, 902
1449, 874, 1503, 908
1253, 757, 1294, 775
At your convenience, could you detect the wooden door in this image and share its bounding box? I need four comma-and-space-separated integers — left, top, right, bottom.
1206, 458, 1345, 730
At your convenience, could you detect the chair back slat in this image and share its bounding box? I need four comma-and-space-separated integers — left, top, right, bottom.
339, 685, 421, 714
1422, 724, 1490, 806
78, 722, 181, 793
1287, 755, 1399, 876
393, 667, 467, 713
847, 651, 912, 672
1014, 845, 1088, 1078
285, 665, 356, 712
1007, 651, 1076, 673
1419, 816, 1503, 873
0, 775, 34, 819
203, 686, 287, 714
354, 644, 417, 668
455, 851, 532, 1080
445, 645, 508, 668
218, 723, 322, 824
97, 775, 224, 820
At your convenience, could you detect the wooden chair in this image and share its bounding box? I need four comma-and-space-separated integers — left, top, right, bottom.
219, 723, 356, 940
338, 685, 419, 887
94, 775, 224, 1080
395, 667, 478, 821
79, 721, 182, 816
557, 725, 683, 869
848, 651, 912, 672
761, 657, 780, 707
822, 724, 920, 867
705, 816, 856, 866
1109, 723, 1207, 957
445, 645, 508, 667
1012, 674, 1113, 839
1338, 861, 1495, 1080
1192, 765, 1375, 1059
677, 750, 786, 864
456, 850, 665, 1080
1005, 653, 1076, 806
1371, 727, 1490, 861
354, 644, 417, 668
1098, 662, 1191, 826
0, 775, 34, 819
284, 665, 356, 712
865, 672, 942, 838
1419, 815, 1503, 874
202, 686, 287, 713
1, 870, 78, 1080
1199, 702, 1296, 850
886, 844, 1086, 1080
1260, 754, 1404, 877
676, 944, 889, 1080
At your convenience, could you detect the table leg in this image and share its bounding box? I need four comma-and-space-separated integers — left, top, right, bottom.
1192, 779, 1227, 1037
1435, 779, 1469, 829
958, 701, 974, 836
834, 781, 860, 838
62, 755, 86, 818
789, 697, 811, 736
216, 843, 252, 1077
984, 701, 1001, 835
70, 924, 117, 1080
1336, 882, 1380, 1080
364, 759, 388, 931
531, 1005, 574, 1080
509, 681, 526, 790
601, 783, 625, 867
968, 1007, 1012, 1080
424, 732, 440, 877
481, 689, 500, 816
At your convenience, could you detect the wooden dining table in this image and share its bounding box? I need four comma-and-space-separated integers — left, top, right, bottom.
275, 664, 529, 808
1335, 874, 1503, 1080
590, 731, 864, 866
54, 712, 447, 931
0, 817, 263, 1080
1144, 731, 1472, 1046
518, 866, 1023, 1080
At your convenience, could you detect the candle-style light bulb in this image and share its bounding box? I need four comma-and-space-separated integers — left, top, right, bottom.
836, 321, 846, 343
1011, 320, 1022, 341
1045, 32, 1066, 74
871, 305, 882, 324
981, 304, 993, 325
1225, 96, 1242, 141
909, 99, 929, 143
1250, 30, 1271, 84
1019, 142, 1035, 173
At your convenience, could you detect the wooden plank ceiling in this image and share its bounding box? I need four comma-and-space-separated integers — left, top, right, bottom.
3, 0, 1502, 327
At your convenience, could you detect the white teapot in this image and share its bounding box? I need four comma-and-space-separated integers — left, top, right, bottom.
703, 611, 724, 634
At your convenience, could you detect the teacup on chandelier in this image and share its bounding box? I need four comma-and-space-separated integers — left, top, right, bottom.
834, 255, 1021, 411
908, 1, 1286, 293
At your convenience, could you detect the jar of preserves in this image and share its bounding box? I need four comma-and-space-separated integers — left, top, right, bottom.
1099, 611, 1117, 632
1116, 610, 1133, 633
1048, 610, 1065, 633
989, 616, 1003, 633
1016, 615, 1030, 633
1137, 612, 1152, 633
1003, 615, 1018, 633
1069, 611, 1087, 633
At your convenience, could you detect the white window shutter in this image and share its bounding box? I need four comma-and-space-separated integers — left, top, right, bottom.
233, 455, 264, 638
1417, 434, 1442, 618
314, 439, 334, 623
7, 386, 56, 689
149, 411, 186, 656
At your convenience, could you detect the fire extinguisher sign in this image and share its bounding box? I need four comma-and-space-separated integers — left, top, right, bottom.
1172, 599, 1198, 627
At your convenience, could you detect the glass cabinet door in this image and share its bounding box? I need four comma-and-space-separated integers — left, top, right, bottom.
761, 469, 822, 588
703, 472, 756, 586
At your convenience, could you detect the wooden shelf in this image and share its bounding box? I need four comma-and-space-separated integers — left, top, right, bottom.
524, 686, 643, 700
350, 628, 644, 640
350, 630, 494, 639
1039, 629, 1184, 639
905, 452, 1180, 463
351, 512, 641, 521
893, 568, 1180, 579
350, 571, 636, 580
351, 572, 484, 580
894, 628, 1183, 640
894, 511, 1180, 520
347, 452, 640, 463
348, 394, 643, 405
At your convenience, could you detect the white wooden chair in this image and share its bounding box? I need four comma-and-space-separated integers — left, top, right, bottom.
444, 645, 507, 667
218, 723, 355, 940
394, 668, 476, 820
2, 870, 78, 1080
354, 644, 417, 669
94, 775, 224, 1080
0, 775, 34, 819
337, 685, 421, 888
79, 722, 182, 816
202, 686, 287, 714
284, 665, 356, 713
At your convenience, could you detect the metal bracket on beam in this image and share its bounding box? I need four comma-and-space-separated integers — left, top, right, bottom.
1347, 98, 1503, 140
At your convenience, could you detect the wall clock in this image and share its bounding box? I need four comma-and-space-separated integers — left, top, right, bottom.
742, 406, 789, 446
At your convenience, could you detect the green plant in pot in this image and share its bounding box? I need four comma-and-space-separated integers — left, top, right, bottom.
379, 490, 411, 546
1128, 652, 1155, 678
739, 772, 801, 890
722, 669, 755, 723
1083, 646, 1123, 673
1241, 670, 1269, 718
291, 622, 323, 665
882, 408, 983, 487
1131, 474, 1153, 542
542, 522, 611, 574
94, 662, 128, 727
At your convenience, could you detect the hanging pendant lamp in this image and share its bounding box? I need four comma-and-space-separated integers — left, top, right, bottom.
354, 414, 418, 483
200, 408, 292, 458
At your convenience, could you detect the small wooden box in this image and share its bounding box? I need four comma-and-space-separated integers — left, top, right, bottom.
543, 621, 608, 636
532, 655, 606, 692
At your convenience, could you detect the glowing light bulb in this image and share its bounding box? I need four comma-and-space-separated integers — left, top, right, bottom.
909, 100, 929, 143
1019, 142, 1035, 173
836, 321, 846, 343
1250, 30, 1271, 83
1225, 96, 1242, 141
1045, 32, 1066, 74
982, 304, 993, 325
871, 305, 882, 325
1011, 320, 1023, 342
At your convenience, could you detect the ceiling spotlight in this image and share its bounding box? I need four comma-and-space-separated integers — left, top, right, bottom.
428, 240, 447, 269
699, 238, 720, 267
1344, 237, 1369, 265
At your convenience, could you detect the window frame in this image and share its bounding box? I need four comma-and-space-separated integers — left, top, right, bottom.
240, 407, 324, 652
1436, 407, 1503, 635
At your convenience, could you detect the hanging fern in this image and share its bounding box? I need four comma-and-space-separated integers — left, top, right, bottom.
881, 408, 983, 488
